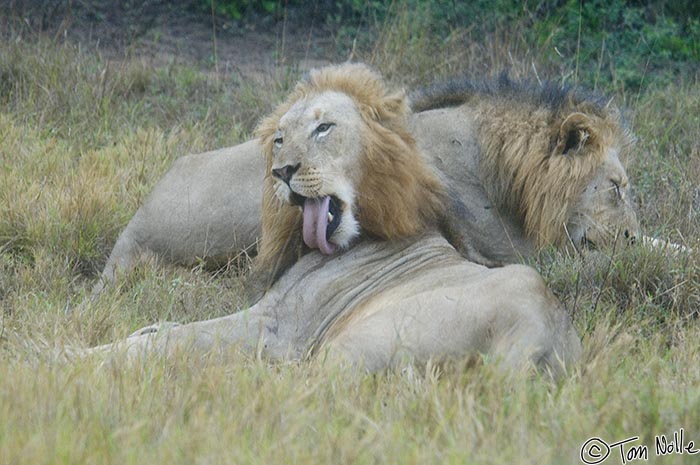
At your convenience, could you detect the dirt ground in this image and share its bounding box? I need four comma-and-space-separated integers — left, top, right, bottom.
1, 1, 337, 78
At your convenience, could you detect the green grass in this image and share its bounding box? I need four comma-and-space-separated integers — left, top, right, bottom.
1, 5, 700, 465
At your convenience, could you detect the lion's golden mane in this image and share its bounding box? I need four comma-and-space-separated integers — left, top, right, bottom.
412, 75, 637, 249
479, 101, 633, 248
253, 63, 446, 285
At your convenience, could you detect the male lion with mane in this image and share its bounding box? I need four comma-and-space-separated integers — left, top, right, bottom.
251, 62, 447, 287
409, 74, 641, 265
85, 64, 581, 376
91, 67, 649, 295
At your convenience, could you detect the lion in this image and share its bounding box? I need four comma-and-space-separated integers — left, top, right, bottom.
92, 70, 648, 294
83, 64, 581, 376
90, 139, 264, 296
250, 62, 447, 287
408, 74, 642, 265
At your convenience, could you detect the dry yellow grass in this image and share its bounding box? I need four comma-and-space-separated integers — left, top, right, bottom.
1, 7, 699, 465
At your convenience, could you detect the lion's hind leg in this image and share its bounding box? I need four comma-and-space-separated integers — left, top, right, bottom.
476, 265, 582, 378
320, 263, 581, 376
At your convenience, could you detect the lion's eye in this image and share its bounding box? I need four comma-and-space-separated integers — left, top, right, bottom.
314, 123, 334, 137
611, 180, 621, 198
274, 137, 283, 148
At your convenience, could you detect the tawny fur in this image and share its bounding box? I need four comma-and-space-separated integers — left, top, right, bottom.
253, 63, 446, 288
411, 75, 637, 249
94, 74, 642, 297
476, 101, 632, 247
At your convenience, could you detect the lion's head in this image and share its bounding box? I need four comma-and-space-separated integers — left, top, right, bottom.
413, 75, 640, 254
253, 63, 445, 282
551, 111, 640, 250
513, 106, 641, 251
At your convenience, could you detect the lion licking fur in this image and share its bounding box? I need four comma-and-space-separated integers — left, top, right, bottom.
92, 69, 645, 294
252, 63, 447, 287
84, 64, 581, 376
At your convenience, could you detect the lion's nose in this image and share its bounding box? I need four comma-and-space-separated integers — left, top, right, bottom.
271, 163, 300, 184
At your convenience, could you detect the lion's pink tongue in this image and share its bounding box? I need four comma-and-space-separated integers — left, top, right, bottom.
302, 196, 336, 255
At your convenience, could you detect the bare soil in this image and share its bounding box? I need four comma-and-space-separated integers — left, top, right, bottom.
1, 1, 338, 77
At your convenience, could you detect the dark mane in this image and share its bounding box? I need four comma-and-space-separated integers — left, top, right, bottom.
409, 73, 612, 117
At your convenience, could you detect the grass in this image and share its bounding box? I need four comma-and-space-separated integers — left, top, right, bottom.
1, 4, 700, 465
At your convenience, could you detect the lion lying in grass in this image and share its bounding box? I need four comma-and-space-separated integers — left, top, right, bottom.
93, 66, 647, 294
410, 75, 641, 265
86, 64, 581, 375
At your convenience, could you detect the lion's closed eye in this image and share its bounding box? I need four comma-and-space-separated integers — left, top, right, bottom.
610, 180, 621, 199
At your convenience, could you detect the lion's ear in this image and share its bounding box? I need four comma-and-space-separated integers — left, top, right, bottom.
380, 90, 409, 119
360, 90, 408, 122
555, 112, 597, 156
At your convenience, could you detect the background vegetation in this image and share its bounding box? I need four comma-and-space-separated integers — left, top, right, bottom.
1, 1, 699, 464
